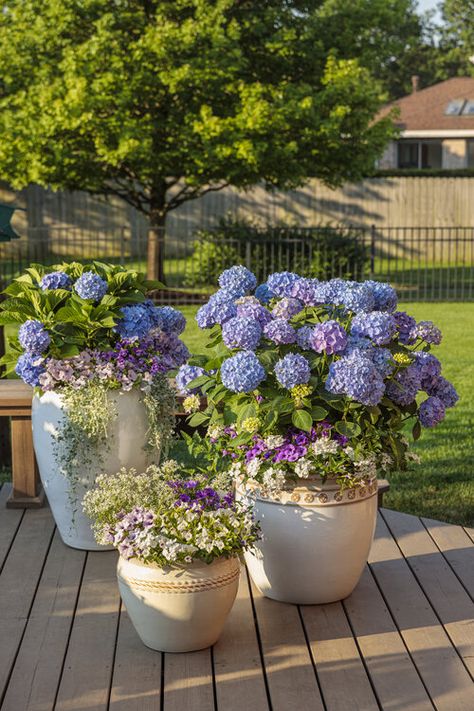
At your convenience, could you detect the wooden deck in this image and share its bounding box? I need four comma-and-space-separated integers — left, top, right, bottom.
0, 483, 473, 711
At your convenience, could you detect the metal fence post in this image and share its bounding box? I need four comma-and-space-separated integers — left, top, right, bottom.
370, 224, 376, 279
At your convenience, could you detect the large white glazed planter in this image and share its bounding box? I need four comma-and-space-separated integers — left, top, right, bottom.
238, 476, 378, 605
32, 389, 153, 551
117, 555, 240, 652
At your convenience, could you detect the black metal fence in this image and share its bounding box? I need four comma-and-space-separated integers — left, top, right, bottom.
1, 225, 473, 302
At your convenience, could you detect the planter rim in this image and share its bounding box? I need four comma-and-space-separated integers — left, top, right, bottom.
237, 476, 378, 508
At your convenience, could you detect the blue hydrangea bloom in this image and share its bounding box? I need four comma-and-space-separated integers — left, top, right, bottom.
385, 365, 421, 406
370, 348, 395, 378
274, 353, 311, 389
15, 353, 45, 387
426, 376, 458, 408
323, 278, 347, 304
414, 320, 442, 345
255, 283, 274, 304
74, 272, 108, 301
271, 297, 303, 320
236, 297, 272, 326
413, 351, 442, 389
115, 304, 152, 339
340, 282, 375, 313
155, 306, 186, 335
222, 316, 262, 351
266, 272, 299, 298
296, 325, 314, 350
290, 278, 323, 306
343, 335, 373, 356
366, 280, 398, 312
176, 365, 206, 395
221, 351, 266, 393
18, 320, 51, 354
218, 266, 257, 296
326, 353, 385, 406
263, 318, 296, 344
419, 396, 446, 427
196, 290, 238, 328
311, 320, 348, 354
393, 311, 417, 345
40, 271, 72, 291
351, 311, 396, 345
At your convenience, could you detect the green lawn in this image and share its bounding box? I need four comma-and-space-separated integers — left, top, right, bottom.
179, 303, 474, 527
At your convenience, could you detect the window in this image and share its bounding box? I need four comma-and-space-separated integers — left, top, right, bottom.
467, 140, 474, 168
462, 100, 474, 116
445, 99, 465, 116
398, 140, 442, 169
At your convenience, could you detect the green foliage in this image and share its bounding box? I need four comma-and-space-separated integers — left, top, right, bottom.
184, 217, 368, 287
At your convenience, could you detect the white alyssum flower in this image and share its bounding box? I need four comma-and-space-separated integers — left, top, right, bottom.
261, 467, 287, 497
264, 435, 286, 449
207, 424, 225, 440
312, 438, 340, 457
294, 457, 313, 479
246, 458, 261, 479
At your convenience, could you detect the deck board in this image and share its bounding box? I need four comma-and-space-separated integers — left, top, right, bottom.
0, 488, 473, 711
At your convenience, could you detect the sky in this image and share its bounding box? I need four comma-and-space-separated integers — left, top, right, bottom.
417, 0, 441, 21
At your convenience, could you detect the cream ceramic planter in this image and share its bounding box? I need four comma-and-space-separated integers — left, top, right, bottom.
238, 476, 378, 605
32, 389, 154, 551
117, 555, 240, 652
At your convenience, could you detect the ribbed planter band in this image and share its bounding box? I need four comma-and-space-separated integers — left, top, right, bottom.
117, 566, 241, 594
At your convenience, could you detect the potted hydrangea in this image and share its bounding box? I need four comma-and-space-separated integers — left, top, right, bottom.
83, 461, 260, 652
177, 266, 458, 604
0, 262, 188, 550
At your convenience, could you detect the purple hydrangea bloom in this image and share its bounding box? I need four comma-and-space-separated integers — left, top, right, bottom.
370, 348, 395, 378
156, 306, 186, 335
263, 318, 296, 344
18, 320, 51, 354
218, 266, 257, 296
340, 282, 375, 313
323, 278, 348, 304
74, 271, 108, 301
414, 320, 442, 345
426, 376, 459, 408
343, 335, 373, 356
266, 271, 299, 298
115, 303, 152, 340
255, 283, 274, 304
236, 297, 272, 326
385, 365, 421, 406
296, 325, 314, 350
15, 353, 45, 386
393, 311, 417, 345
221, 351, 266, 392
271, 297, 303, 320
351, 311, 396, 345
311, 320, 348, 354
419, 396, 446, 427
196, 290, 238, 328
290, 278, 323, 305
222, 316, 262, 351
413, 351, 442, 389
40, 271, 72, 291
366, 280, 398, 312
176, 365, 206, 395
274, 353, 311, 389
325, 353, 385, 406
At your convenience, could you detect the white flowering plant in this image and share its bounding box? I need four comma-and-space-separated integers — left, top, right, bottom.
83, 461, 260, 565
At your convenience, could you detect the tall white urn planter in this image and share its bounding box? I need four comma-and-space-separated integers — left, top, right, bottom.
239, 476, 378, 605
117, 556, 240, 652
32, 389, 153, 551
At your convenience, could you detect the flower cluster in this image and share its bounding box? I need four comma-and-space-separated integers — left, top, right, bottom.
83, 464, 260, 565
40, 271, 72, 291
74, 271, 108, 301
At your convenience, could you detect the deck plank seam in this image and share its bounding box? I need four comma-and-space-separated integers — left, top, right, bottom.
106, 600, 123, 711
210, 645, 219, 711
340, 598, 384, 711
296, 605, 328, 711
463, 528, 474, 545
379, 510, 474, 682
160, 649, 165, 711
0, 485, 26, 578
51, 550, 89, 711
245, 567, 274, 711
0, 519, 57, 711
419, 517, 474, 603
365, 562, 436, 709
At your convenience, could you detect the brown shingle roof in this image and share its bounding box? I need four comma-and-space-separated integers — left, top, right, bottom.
379, 77, 474, 131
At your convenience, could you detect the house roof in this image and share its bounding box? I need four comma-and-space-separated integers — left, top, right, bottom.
380, 77, 474, 132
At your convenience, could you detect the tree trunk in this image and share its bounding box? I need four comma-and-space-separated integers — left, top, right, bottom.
147, 209, 166, 282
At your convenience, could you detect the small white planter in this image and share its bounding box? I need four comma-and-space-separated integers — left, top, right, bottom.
32, 389, 153, 551
238, 477, 378, 605
117, 555, 240, 652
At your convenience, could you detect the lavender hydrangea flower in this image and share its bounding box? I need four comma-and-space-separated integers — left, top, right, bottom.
263, 318, 296, 344
176, 365, 206, 395
385, 365, 421, 406
39, 271, 72, 291
370, 348, 395, 378
393, 311, 417, 345
413, 351, 442, 389
271, 297, 303, 320
155, 306, 186, 335
255, 283, 274, 303
222, 316, 262, 351
426, 376, 459, 408
236, 296, 272, 326
221, 351, 266, 392
366, 280, 398, 312
351, 311, 396, 345
218, 266, 257, 296
311, 320, 348, 354
290, 278, 322, 305
419, 396, 446, 427
414, 320, 442, 345
296, 325, 314, 350
274, 353, 311, 389
15, 353, 45, 386
326, 353, 385, 406
323, 278, 348, 304
74, 271, 108, 301
266, 271, 299, 298
343, 335, 373, 356
115, 304, 152, 339
340, 282, 375, 313
18, 320, 51, 354
196, 290, 238, 328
